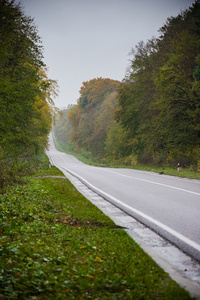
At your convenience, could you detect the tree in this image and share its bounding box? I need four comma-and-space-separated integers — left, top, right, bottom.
0, 0, 42, 154
0, 0, 58, 156
0, 0, 58, 189
67, 78, 120, 158
54, 105, 75, 152
116, 1, 200, 166
154, 7, 200, 165
88, 91, 118, 158
116, 38, 159, 161
30, 67, 58, 153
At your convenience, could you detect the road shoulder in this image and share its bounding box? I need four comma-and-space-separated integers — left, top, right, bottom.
62, 168, 200, 300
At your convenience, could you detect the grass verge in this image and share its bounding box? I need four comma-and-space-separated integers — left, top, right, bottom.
53, 136, 200, 180
0, 162, 193, 299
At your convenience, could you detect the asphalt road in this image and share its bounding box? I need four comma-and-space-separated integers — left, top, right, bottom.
47, 135, 200, 262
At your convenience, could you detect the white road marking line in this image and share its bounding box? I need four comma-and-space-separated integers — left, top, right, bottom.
57, 150, 200, 196
49, 148, 200, 196
60, 167, 200, 253
104, 169, 200, 196
58, 152, 84, 165
47, 150, 200, 252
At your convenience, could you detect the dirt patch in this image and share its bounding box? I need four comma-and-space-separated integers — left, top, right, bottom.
54, 215, 127, 229
35, 175, 66, 179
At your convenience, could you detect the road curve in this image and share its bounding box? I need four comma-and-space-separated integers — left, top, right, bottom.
47, 135, 200, 262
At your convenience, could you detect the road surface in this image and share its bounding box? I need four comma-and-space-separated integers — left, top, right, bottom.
47, 135, 200, 262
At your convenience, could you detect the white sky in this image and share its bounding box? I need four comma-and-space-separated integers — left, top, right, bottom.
20, 0, 195, 108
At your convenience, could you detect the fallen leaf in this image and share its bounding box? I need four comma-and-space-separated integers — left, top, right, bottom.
94, 257, 102, 263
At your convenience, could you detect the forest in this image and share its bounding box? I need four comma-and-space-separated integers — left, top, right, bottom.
0, 0, 58, 190
54, 1, 200, 170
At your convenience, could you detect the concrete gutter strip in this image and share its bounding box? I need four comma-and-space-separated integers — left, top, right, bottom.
60, 168, 200, 300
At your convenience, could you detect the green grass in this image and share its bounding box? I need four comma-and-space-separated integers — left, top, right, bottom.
0, 164, 193, 299
124, 165, 200, 180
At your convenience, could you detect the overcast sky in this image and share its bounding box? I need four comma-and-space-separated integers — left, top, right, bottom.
20, 0, 195, 108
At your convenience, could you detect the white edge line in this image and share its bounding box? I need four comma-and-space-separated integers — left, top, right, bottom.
104, 170, 200, 196
51, 150, 200, 196
46, 151, 200, 253
60, 167, 200, 253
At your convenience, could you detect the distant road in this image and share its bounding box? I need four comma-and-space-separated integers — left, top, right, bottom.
47, 135, 200, 262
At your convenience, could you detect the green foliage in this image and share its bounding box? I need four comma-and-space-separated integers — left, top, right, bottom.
105, 121, 133, 162
0, 152, 49, 192
54, 106, 75, 153
0, 166, 192, 299
0, 0, 42, 153
78, 78, 119, 110
116, 1, 200, 168
154, 29, 200, 153
57, 79, 120, 160
0, 0, 58, 190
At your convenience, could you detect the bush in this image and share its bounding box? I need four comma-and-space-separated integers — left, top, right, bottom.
166, 148, 198, 168
67, 142, 75, 152
80, 150, 94, 160
152, 151, 168, 167
0, 152, 49, 192
138, 152, 153, 165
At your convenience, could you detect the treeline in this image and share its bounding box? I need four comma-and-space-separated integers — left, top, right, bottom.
0, 0, 58, 190
54, 78, 120, 161
55, 1, 200, 169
